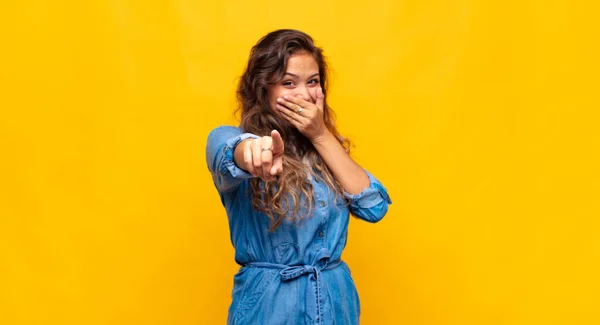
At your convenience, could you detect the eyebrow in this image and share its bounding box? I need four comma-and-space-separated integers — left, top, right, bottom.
284, 72, 320, 79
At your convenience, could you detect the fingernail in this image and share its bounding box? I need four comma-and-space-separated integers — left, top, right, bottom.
277, 98, 282, 103
283, 95, 289, 100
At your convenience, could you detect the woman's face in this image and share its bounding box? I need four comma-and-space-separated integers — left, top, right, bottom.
268, 51, 320, 113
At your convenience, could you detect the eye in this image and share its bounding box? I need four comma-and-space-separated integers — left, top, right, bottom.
282, 80, 294, 87
308, 79, 319, 85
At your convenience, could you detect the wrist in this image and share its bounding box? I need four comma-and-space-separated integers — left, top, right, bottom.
310, 129, 333, 146
234, 138, 255, 171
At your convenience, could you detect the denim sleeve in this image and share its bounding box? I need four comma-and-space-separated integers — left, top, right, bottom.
343, 169, 392, 223
206, 126, 260, 193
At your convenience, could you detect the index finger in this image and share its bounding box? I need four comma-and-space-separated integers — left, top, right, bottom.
271, 130, 284, 154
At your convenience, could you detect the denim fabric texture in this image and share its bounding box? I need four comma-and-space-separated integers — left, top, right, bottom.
206, 126, 392, 325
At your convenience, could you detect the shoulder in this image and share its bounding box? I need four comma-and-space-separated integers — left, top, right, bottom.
208, 125, 242, 135
207, 125, 242, 141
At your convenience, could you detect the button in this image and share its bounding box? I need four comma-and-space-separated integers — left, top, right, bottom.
319, 201, 326, 207
318, 231, 324, 238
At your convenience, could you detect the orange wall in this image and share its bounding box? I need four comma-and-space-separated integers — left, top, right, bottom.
1, 1, 599, 324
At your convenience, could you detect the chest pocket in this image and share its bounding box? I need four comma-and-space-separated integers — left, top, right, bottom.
266, 193, 306, 265
269, 221, 300, 265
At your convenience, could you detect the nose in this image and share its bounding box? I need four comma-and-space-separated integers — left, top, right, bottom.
294, 85, 310, 101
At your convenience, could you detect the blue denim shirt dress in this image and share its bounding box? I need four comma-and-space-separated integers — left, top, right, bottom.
206, 126, 392, 325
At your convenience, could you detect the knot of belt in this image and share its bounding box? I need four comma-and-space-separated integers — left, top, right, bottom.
243, 248, 341, 324
245, 248, 341, 280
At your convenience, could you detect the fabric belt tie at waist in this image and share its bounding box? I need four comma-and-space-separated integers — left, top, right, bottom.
243, 248, 339, 324
245, 259, 342, 281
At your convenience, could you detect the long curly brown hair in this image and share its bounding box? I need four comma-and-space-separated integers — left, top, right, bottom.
236, 29, 351, 231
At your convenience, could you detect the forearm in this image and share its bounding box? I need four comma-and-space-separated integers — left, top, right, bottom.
206, 126, 259, 193
311, 131, 369, 195
234, 139, 253, 173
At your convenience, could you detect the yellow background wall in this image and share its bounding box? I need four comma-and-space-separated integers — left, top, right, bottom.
1, 0, 599, 324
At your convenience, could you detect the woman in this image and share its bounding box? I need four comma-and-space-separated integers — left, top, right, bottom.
206, 29, 392, 325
